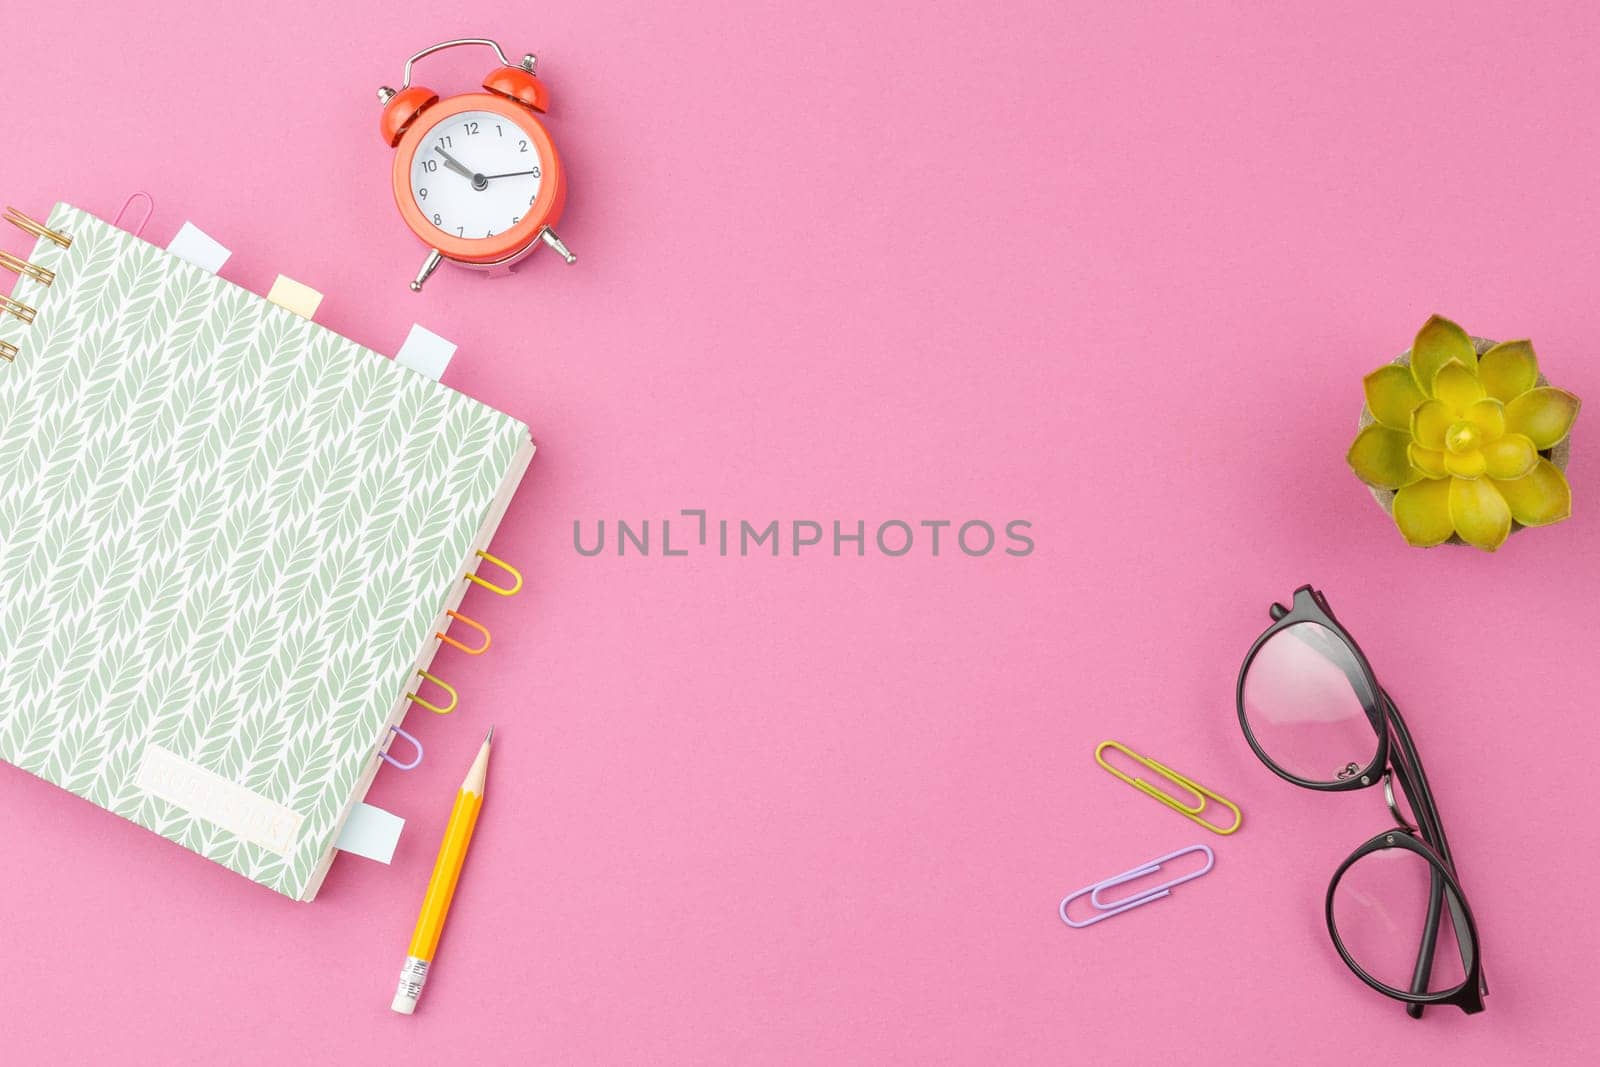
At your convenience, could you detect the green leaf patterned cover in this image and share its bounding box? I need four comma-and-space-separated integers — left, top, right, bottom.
0, 204, 531, 899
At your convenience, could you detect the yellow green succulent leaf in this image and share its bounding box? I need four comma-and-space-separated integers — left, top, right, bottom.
1480, 432, 1538, 481
1392, 478, 1454, 547
1443, 449, 1487, 479
1464, 398, 1505, 441
1411, 399, 1453, 451
1504, 387, 1581, 449
1348, 424, 1421, 490
1407, 443, 1448, 478
1363, 364, 1425, 430
1448, 476, 1512, 552
1410, 315, 1476, 396
1477, 340, 1540, 403
1432, 359, 1485, 414
1493, 459, 1573, 527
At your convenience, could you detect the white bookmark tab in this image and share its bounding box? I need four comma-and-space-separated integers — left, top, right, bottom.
334, 802, 405, 864
267, 275, 324, 319
395, 323, 458, 381
166, 222, 231, 274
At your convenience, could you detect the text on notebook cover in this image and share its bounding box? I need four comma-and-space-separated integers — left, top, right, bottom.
135, 745, 304, 856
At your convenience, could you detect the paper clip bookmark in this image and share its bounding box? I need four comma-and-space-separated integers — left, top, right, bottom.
1094, 740, 1242, 835
111, 191, 155, 238
437, 610, 492, 655
1, 340, 16, 363
380, 725, 425, 770
1059, 844, 1215, 928
407, 670, 459, 715
466, 550, 523, 596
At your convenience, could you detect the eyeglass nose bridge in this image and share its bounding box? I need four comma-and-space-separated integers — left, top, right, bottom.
1383, 770, 1417, 832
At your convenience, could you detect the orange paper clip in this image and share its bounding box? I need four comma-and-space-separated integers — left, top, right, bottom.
408, 670, 459, 715
466, 550, 523, 596
437, 610, 492, 655
1094, 740, 1242, 835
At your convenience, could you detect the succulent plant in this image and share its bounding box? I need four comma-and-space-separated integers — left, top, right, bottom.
1347, 315, 1580, 552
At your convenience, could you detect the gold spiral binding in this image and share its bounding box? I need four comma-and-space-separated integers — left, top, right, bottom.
0, 210, 73, 365
4, 206, 71, 248
1, 293, 36, 324
0, 250, 53, 286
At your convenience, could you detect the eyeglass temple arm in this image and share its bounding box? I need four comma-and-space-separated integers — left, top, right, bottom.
1384, 692, 1483, 1016
1383, 694, 1454, 865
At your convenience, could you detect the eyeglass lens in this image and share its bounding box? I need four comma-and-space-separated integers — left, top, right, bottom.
1240, 621, 1380, 784
1330, 844, 1472, 997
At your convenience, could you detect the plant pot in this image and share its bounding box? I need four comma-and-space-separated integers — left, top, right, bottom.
1357, 335, 1572, 545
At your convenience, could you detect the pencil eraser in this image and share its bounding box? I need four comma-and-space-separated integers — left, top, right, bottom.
391, 956, 428, 1015
267, 274, 324, 319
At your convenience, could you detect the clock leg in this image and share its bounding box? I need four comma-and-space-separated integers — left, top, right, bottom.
409, 249, 443, 292
539, 227, 577, 265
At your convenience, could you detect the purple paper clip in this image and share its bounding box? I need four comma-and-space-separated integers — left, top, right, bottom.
379, 724, 424, 770
1058, 844, 1214, 928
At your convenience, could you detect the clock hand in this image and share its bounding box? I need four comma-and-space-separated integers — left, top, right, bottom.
434, 146, 482, 183
479, 169, 540, 180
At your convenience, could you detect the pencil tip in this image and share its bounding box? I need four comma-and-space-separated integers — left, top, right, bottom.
485, 725, 495, 745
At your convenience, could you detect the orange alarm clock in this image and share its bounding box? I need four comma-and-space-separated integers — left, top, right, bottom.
378, 38, 575, 291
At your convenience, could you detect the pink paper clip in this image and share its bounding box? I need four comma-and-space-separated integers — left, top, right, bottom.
112, 192, 154, 237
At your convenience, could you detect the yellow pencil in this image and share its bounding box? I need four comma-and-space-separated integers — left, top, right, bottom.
390, 726, 493, 1015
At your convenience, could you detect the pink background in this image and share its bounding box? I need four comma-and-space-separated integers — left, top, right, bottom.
2, 1, 1598, 1062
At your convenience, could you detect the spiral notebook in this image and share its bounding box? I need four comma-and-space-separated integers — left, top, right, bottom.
0, 203, 535, 900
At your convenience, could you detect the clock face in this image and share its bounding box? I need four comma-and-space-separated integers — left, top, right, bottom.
408, 109, 544, 241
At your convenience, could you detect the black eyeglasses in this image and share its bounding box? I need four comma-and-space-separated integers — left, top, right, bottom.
1235, 585, 1485, 1017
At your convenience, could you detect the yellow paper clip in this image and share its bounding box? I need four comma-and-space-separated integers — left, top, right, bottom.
1, 340, 16, 363
1094, 740, 1242, 835
408, 670, 459, 715
465, 550, 523, 596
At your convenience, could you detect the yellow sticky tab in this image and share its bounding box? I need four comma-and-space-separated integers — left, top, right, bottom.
267, 275, 324, 319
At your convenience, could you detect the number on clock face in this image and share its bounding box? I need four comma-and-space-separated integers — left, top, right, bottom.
409, 110, 544, 239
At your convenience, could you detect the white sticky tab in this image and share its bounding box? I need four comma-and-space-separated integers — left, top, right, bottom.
334, 802, 405, 864
166, 222, 231, 274
395, 323, 458, 381
267, 275, 324, 319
